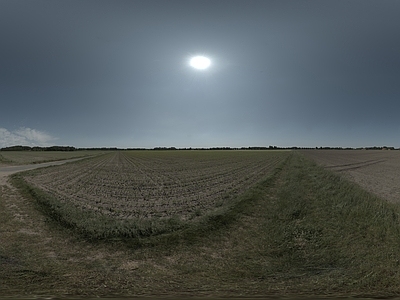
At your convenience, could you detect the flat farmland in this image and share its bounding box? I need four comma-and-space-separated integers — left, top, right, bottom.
300, 149, 400, 203
18, 150, 289, 236
7, 149, 400, 296
0, 150, 104, 165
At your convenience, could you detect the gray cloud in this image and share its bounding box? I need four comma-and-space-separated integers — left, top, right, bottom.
0, 127, 57, 148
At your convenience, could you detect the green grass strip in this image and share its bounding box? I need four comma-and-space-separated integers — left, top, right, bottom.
258, 152, 400, 296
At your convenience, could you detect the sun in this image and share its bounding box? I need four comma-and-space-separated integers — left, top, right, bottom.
189, 56, 211, 70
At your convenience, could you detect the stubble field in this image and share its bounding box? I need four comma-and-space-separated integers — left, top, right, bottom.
17, 150, 288, 238
300, 149, 400, 203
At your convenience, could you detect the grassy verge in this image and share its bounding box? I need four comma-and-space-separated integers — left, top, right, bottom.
3, 152, 400, 297
249, 152, 400, 296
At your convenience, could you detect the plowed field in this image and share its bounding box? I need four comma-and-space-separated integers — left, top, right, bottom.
300, 149, 400, 203
21, 150, 288, 222
0, 150, 103, 165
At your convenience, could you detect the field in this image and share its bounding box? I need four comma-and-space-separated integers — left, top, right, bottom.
0, 150, 104, 165
16, 150, 287, 237
4, 150, 400, 298
300, 149, 400, 203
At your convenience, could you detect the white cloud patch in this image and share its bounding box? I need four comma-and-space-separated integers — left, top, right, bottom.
0, 127, 57, 148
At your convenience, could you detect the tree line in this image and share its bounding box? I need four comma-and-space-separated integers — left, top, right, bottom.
1, 145, 398, 151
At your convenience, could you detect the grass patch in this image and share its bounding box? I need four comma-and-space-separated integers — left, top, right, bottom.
253, 152, 400, 296
0, 153, 12, 164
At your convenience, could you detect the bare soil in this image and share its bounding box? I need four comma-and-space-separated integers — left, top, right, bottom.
300, 150, 400, 203
21, 151, 287, 221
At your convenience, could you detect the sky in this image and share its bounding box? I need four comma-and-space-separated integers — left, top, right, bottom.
1, 0, 400, 148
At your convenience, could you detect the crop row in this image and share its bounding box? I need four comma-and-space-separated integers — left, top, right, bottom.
23, 151, 289, 221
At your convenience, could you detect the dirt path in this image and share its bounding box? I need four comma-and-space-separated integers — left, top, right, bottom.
0, 157, 89, 186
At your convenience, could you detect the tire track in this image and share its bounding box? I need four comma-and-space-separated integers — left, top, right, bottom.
324, 159, 386, 172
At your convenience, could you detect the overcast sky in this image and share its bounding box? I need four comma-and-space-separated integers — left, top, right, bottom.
1, 0, 400, 148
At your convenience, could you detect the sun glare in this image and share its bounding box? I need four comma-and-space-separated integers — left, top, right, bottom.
189, 56, 211, 70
